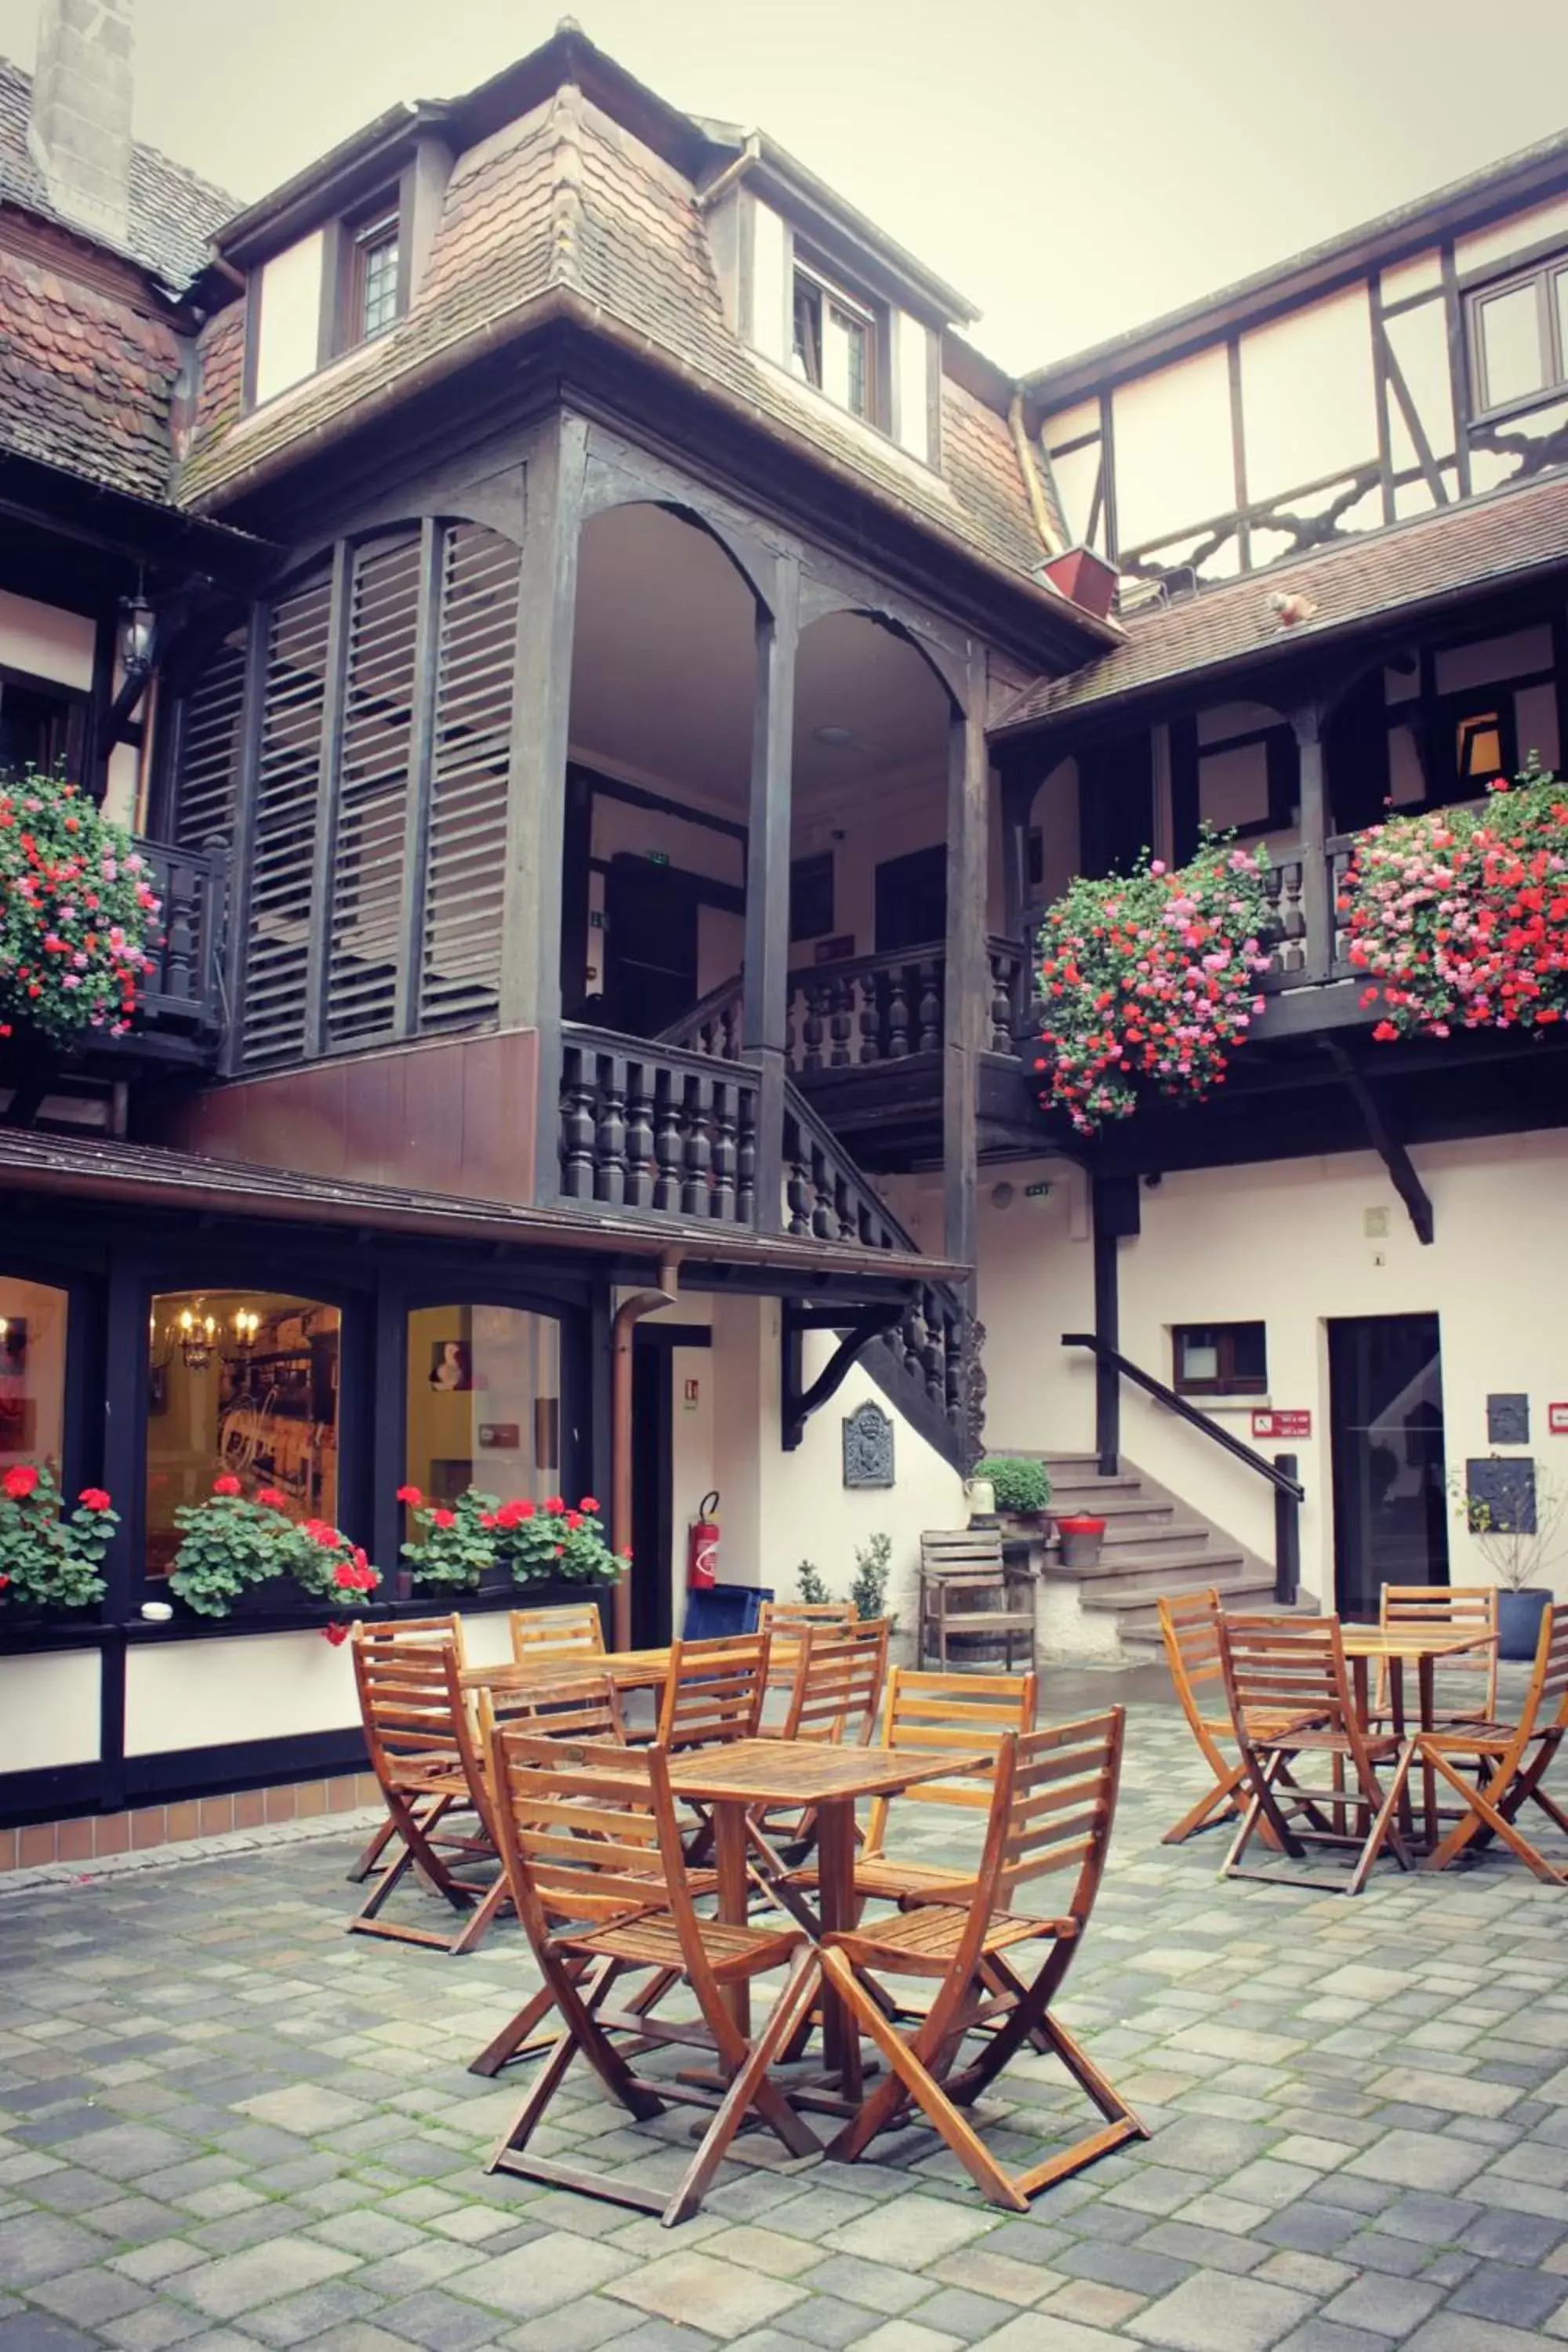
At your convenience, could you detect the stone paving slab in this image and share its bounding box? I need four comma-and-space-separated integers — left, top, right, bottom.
5, 1689, 1568, 2345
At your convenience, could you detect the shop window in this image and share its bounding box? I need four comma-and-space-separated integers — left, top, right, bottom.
1173, 1321, 1267, 1398
146, 1290, 340, 1576
405, 1304, 562, 1508
0, 1279, 68, 1470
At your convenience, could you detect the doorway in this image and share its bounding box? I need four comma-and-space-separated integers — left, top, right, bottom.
630, 1338, 673, 1648
603, 857, 699, 1037
1327, 1313, 1448, 1617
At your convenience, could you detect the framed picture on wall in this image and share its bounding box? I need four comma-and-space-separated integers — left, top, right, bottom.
429, 1341, 474, 1392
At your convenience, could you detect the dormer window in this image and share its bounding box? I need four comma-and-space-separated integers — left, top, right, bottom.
350, 199, 401, 345
791, 256, 880, 424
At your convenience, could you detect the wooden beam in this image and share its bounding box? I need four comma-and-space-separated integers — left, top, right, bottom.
942, 651, 988, 1273
1322, 1040, 1434, 1243
781, 1303, 899, 1452
742, 557, 799, 1054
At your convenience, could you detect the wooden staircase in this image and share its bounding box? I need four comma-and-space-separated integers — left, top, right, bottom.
1037, 1453, 1309, 1650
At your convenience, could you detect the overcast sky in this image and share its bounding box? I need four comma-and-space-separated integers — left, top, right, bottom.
4, 0, 1566, 369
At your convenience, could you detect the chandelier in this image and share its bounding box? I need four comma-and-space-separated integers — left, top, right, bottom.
149, 1303, 263, 1378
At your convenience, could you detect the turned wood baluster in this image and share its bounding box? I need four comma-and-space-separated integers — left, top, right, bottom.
682, 1074, 713, 1216
920, 1290, 946, 1405
735, 1085, 757, 1225
159, 856, 195, 1004
560, 1052, 598, 1200
784, 984, 799, 1076
1330, 844, 1354, 970
988, 951, 1014, 1052
786, 1134, 813, 1236
886, 963, 911, 1058
810, 1141, 833, 1240
624, 1061, 655, 1208
711, 1081, 738, 1222
916, 960, 942, 1053
802, 980, 826, 1074
593, 1056, 627, 1206
901, 1297, 925, 1385
859, 971, 881, 1064
833, 1171, 855, 1244
829, 978, 853, 1068
945, 1314, 964, 1425
653, 1073, 683, 1212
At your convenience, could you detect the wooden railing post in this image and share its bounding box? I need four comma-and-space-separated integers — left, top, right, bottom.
1273, 1453, 1301, 1604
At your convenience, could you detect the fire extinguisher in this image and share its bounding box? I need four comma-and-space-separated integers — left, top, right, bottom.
687, 1491, 720, 1589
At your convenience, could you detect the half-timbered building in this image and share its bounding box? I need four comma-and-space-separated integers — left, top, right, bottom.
2, 1, 1566, 1857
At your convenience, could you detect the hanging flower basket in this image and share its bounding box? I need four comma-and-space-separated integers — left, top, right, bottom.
0, 767, 162, 1048
1033, 836, 1274, 1133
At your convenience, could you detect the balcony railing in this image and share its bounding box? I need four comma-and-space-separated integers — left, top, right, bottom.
662, 937, 1027, 1074
137, 838, 230, 1036
1256, 837, 1358, 993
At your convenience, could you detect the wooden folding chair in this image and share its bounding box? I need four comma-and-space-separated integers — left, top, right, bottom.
848, 1665, 1038, 1906
347, 1615, 466, 1882
1422, 1605, 1568, 1880
1217, 1614, 1415, 1896
818, 1710, 1146, 2210
657, 1631, 771, 1749
746, 1621, 891, 1886
484, 1727, 821, 2227
759, 1599, 858, 1689
348, 1635, 510, 1955
510, 1602, 606, 1668
918, 1529, 1035, 1671
1377, 1585, 1498, 1725
1156, 1589, 1256, 1844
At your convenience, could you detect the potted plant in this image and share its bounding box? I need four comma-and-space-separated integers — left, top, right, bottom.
1452, 1460, 1566, 1661
169, 1475, 380, 1619
974, 1455, 1052, 1531
0, 1463, 116, 1618
0, 766, 162, 1051
397, 1485, 625, 1613
1056, 1512, 1108, 1569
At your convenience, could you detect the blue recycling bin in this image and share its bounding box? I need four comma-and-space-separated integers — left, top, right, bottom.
681, 1581, 773, 1640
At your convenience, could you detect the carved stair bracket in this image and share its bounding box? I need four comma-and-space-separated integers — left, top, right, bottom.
964, 1316, 989, 1473
781, 1304, 900, 1454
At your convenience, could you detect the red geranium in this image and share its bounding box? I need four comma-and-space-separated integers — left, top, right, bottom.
212, 1473, 242, 1497
321, 1621, 350, 1646
544, 1496, 564, 1514
77, 1488, 112, 1512
395, 1483, 423, 1506
431, 1508, 456, 1530
256, 1486, 288, 1509
579, 1496, 600, 1514
3, 1464, 39, 1500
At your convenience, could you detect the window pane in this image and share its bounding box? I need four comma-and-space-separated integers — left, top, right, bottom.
1556, 270, 1568, 382
792, 279, 822, 385
359, 232, 398, 338
0, 1279, 67, 1471
1178, 1330, 1219, 1383
147, 1291, 340, 1576
1231, 1323, 1268, 1383
825, 302, 869, 416
1478, 281, 1546, 408
405, 1304, 562, 1508
1457, 712, 1503, 780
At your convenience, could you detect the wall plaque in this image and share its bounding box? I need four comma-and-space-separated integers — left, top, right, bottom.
1251, 1409, 1312, 1441
842, 1400, 895, 1489
1487, 1393, 1530, 1445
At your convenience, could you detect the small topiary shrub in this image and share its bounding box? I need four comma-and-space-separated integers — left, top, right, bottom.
975, 1455, 1052, 1514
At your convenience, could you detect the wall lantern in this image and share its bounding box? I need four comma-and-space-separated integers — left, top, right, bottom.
117, 590, 156, 681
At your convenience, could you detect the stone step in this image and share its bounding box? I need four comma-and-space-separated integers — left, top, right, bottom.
1063, 1549, 1249, 1600
1054, 1492, 1178, 1525
1091, 1573, 1285, 1642
1091, 1519, 1220, 1555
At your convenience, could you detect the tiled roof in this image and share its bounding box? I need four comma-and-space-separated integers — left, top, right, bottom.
175, 89, 1073, 607
0, 241, 183, 498
0, 57, 233, 292
994, 470, 1568, 734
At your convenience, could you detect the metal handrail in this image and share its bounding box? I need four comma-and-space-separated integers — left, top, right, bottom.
1061, 1333, 1305, 1501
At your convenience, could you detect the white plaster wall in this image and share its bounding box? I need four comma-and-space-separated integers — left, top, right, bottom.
1457, 194, 1568, 274
125, 1628, 358, 1754
1384, 297, 1456, 468
1111, 345, 1232, 553
969, 1135, 1568, 1613
791, 768, 946, 959
894, 310, 931, 463
0, 591, 93, 690
1241, 287, 1377, 501
0, 1649, 100, 1771
1048, 437, 1102, 553
254, 232, 325, 405
750, 198, 789, 364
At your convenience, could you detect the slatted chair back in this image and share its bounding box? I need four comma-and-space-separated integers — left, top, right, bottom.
862, 1666, 1038, 1859
489, 1726, 688, 1933
1218, 1613, 1359, 1750
1158, 1589, 1224, 1718
345, 1615, 470, 1882
920, 1528, 1005, 1573
510, 1603, 606, 1668
781, 1619, 889, 1745
483, 1671, 629, 1745
758, 1599, 858, 1686
658, 1631, 771, 1751
354, 1633, 469, 1796
1378, 1584, 1498, 1718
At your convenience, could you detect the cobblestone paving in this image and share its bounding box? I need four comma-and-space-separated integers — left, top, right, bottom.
5, 1686, 1568, 2350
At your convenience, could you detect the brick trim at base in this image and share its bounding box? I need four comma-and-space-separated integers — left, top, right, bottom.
0, 1769, 383, 1872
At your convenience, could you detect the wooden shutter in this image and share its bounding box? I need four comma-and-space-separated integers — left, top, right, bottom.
325, 531, 422, 1051
240, 570, 332, 1069
172, 627, 247, 848
418, 521, 520, 1032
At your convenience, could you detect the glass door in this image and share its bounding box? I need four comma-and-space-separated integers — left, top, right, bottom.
1327, 1313, 1448, 1617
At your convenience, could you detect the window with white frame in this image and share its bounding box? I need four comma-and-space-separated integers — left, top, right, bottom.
791, 257, 880, 424
1466, 252, 1568, 418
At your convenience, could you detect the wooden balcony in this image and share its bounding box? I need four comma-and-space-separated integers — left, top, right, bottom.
118, 837, 230, 1063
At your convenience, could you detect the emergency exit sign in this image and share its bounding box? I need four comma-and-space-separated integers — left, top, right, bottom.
1252, 1409, 1312, 1441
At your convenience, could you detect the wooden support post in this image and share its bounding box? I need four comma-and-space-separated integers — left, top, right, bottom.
1322, 1041, 1435, 1244
1273, 1453, 1301, 1606
1292, 703, 1330, 982
1090, 1176, 1123, 1478
942, 654, 989, 1276
743, 559, 799, 1232
499, 412, 590, 1201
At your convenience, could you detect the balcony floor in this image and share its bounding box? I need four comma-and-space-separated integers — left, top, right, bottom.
4, 1670, 1566, 2347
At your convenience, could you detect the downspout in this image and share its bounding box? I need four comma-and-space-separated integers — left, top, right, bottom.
1008, 390, 1061, 557
610, 1256, 681, 1649
695, 130, 761, 212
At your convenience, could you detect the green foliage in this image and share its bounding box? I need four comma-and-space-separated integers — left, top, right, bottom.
1449, 1459, 1568, 1592
0, 765, 163, 1047
796, 1559, 830, 1605
975, 1455, 1052, 1513
169, 1479, 379, 1617
397, 1484, 623, 1591
0, 1462, 114, 1610
848, 1531, 892, 1624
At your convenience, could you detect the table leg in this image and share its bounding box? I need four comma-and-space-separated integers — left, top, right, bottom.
1417, 1654, 1438, 1846
711, 1800, 751, 2038
1388, 1659, 1414, 1845
815, 1799, 862, 2103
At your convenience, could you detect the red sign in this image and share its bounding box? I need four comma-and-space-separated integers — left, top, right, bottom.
1252, 1409, 1312, 1441
1549, 1403, 1568, 1436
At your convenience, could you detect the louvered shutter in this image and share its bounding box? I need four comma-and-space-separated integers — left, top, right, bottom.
325, 532, 422, 1051
172, 626, 247, 848
418, 521, 521, 1032
240, 569, 332, 1069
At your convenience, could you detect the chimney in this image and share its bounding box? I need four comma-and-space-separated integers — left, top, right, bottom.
27, 0, 135, 250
